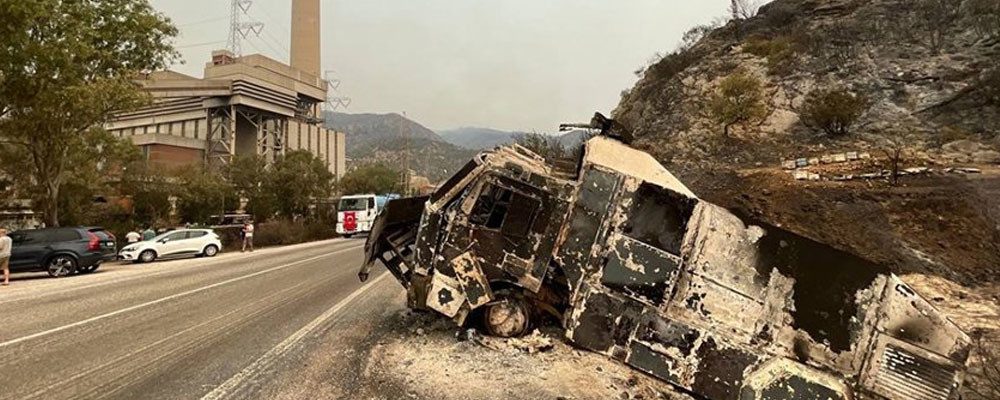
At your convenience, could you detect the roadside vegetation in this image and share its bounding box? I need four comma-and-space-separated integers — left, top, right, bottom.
337, 163, 403, 196
0, 0, 178, 227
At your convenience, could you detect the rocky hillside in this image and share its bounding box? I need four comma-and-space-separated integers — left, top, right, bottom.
613, 0, 1000, 284
324, 112, 477, 182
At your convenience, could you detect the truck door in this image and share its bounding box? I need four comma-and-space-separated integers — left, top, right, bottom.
461, 174, 562, 292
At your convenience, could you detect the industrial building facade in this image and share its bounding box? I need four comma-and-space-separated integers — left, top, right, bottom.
107, 51, 345, 178
108, 0, 344, 178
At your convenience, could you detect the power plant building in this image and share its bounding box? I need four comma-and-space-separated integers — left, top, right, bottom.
107, 0, 344, 178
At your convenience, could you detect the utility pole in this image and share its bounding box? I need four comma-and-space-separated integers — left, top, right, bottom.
400, 111, 410, 196
227, 0, 264, 56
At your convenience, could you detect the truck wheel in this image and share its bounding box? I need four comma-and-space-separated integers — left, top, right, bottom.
343, 234, 353, 238
483, 297, 531, 338
139, 250, 157, 263
47, 256, 77, 277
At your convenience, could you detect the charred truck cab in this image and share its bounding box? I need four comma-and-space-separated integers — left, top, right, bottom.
360, 116, 970, 400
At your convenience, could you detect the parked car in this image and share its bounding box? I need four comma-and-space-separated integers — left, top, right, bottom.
119, 229, 222, 263
8, 227, 117, 277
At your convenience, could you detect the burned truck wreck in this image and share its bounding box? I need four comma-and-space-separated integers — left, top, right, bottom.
359, 118, 970, 400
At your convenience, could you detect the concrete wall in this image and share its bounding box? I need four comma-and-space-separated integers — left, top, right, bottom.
286, 120, 346, 180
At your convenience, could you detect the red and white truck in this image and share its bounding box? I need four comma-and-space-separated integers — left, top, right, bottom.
336, 194, 388, 238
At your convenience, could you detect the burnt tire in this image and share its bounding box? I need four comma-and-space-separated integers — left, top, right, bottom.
139, 250, 157, 264
483, 297, 531, 338
46, 256, 77, 277
202, 245, 219, 257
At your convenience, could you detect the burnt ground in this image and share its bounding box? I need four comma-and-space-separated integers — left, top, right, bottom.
356, 307, 694, 400
252, 283, 693, 400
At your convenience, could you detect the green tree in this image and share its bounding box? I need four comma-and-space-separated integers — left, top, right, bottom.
338, 164, 402, 196
117, 159, 176, 227
225, 155, 274, 221
800, 88, 868, 136
265, 151, 334, 218
516, 133, 566, 161
0, 0, 177, 226
709, 71, 768, 137
175, 165, 234, 225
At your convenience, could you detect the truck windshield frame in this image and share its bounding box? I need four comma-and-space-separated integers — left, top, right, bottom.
338, 198, 369, 212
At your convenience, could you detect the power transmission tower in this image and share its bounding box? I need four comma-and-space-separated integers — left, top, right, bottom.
323, 70, 352, 112
228, 0, 264, 56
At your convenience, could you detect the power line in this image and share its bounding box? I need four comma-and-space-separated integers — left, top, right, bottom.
228, 0, 264, 55
176, 40, 227, 49
176, 16, 228, 28
247, 5, 292, 56
249, 36, 288, 62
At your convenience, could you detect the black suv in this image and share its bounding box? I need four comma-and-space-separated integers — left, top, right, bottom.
8, 227, 117, 277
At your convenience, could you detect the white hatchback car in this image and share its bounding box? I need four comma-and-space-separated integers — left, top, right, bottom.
119, 229, 222, 263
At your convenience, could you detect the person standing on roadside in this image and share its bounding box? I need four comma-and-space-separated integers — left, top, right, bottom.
142, 226, 156, 241
242, 221, 255, 252
125, 228, 141, 244
0, 229, 12, 286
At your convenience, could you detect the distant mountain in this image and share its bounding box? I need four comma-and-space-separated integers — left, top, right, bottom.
324, 112, 443, 154
350, 138, 479, 183
438, 127, 526, 149
323, 112, 476, 182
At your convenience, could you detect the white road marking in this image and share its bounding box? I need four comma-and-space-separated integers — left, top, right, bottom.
0, 245, 363, 349
200, 271, 391, 400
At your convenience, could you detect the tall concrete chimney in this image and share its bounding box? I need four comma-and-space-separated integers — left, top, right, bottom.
290, 0, 321, 78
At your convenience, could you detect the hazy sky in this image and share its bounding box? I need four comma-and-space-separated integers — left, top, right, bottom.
150, 0, 732, 132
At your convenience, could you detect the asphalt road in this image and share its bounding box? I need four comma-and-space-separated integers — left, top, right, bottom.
0, 238, 402, 400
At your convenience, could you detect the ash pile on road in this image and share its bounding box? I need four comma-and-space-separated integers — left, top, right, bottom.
361, 310, 693, 400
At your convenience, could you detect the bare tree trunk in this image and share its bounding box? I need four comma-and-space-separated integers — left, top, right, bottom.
44, 182, 59, 227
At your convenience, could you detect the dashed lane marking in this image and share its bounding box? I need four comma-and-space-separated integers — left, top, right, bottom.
200, 271, 391, 400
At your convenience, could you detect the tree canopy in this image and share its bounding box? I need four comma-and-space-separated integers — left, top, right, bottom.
800, 88, 868, 136
708, 71, 768, 137
265, 151, 335, 218
0, 0, 178, 226
337, 164, 402, 196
